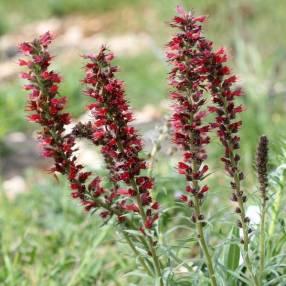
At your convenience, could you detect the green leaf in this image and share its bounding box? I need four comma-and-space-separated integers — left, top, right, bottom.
223, 226, 240, 286
123, 229, 144, 237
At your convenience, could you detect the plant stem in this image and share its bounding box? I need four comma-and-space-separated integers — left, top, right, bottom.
259, 201, 266, 284
193, 196, 217, 286
94, 198, 153, 258
130, 178, 164, 286
188, 129, 217, 284
122, 231, 153, 276
219, 96, 259, 286
230, 158, 259, 286
191, 159, 217, 286
116, 140, 164, 285
185, 90, 218, 286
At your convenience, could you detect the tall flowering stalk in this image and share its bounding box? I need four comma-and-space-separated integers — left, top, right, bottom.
19, 34, 163, 283
204, 39, 259, 286
81, 48, 159, 230
79, 48, 163, 283
18, 33, 98, 212
18, 33, 137, 224
256, 135, 269, 284
167, 7, 217, 286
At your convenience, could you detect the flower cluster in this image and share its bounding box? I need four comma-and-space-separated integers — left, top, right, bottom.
172, 7, 258, 284
167, 7, 258, 284
168, 7, 250, 237
256, 135, 269, 201
19, 33, 121, 217
167, 7, 212, 214
204, 41, 251, 235
81, 47, 159, 230
20, 34, 164, 281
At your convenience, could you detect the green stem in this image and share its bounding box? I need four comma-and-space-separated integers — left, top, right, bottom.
259, 201, 266, 284
130, 178, 164, 286
269, 187, 282, 237
191, 161, 217, 286
122, 231, 153, 276
116, 140, 164, 286
193, 196, 217, 286
94, 199, 152, 256
220, 97, 259, 286
232, 162, 259, 286
185, 88, 217, 286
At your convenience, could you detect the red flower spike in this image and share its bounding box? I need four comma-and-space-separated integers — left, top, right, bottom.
176, 9, 254, 281
81, 46, 159, 229
167, 9, 212, 208
19, 32, 121, 221
39, 31, 53, 47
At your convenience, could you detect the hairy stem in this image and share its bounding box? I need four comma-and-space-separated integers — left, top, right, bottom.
219, 96, 259, 285
115, 140, 164, 285
130, 178, 164, 286
229, 151, 259, 286
259, 201, 266, 284
122, 231, 153, 276
269, 187, 282, 237
193, 196, 217, 286
187, 92, 217, 286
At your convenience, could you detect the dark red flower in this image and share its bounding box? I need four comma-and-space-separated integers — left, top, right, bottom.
80, 46, 159, 230
167, 9, 212, 207
19, 33, 123, 221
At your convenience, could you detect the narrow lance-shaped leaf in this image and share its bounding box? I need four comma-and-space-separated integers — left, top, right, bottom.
223, 226, 240, 285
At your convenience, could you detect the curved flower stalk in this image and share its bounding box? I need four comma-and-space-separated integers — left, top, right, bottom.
77, 47, 163, 283
81, 48, 159, 230
19, 34, 163, 283
18, 33, 102, 213
204, 40, 259, 286
167, 7, 217, 286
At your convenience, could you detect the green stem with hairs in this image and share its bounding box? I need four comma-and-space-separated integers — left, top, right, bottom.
228, 149, 259, 286
259, 200, 266, 284
191, 157, 217, 286
122, 231, 153, 276
116, 141, 164, 286
130, 178, 164, 286
220, 97, 259, 286
193, 196, 217, 286
185, 89, 217, 286
269, 186, 282, 237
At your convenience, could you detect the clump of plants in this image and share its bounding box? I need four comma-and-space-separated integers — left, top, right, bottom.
18, 6, 285, 286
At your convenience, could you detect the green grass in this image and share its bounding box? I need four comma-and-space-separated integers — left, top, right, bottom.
0, 0, 141, 35
1, 0, 286, 53
0, 174, 136, 286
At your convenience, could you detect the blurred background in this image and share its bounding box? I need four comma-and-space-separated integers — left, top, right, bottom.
0, 0, 286, 285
